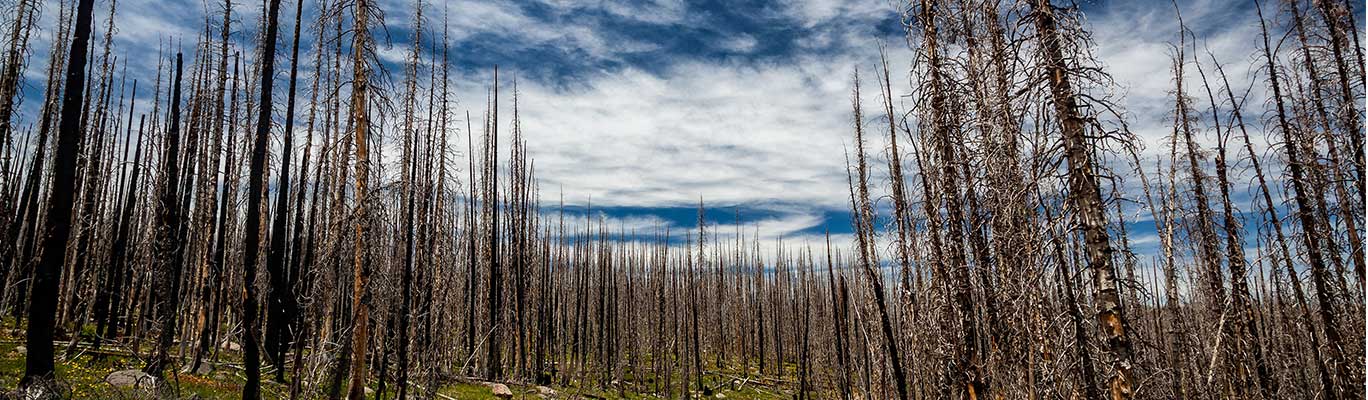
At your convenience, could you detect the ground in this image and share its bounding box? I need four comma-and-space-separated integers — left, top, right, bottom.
0, 327, 796, 399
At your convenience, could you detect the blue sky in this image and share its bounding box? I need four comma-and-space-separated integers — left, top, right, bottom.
12, 0, 1306, 257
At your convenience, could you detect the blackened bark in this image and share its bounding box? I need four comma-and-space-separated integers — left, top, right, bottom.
245, 0, 285, 396
847, 72, 909, 400
21, 0, 96, 386
93, 81, 140, 352
266, 0, 305, 379
144, 52, 185, 379
486, 68, 503, 380
1257, 1, 1348, 396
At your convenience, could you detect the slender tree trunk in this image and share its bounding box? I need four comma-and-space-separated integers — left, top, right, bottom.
846, 71, 909, 400
1259, 2, 1350, 397
485, 68, 503, 380
1030, 1, 1137, 398
144, 52, 185, 380
93, 90, 140, 352
244, 0, 285, 396
1193, 53, 1277, 398
346, 0, 375, 397
265, 0, 305, 380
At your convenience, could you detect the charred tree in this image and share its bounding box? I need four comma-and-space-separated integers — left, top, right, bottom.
20, 0, 97, 388
1029, 1, 1138, 397
243, 0, 286, 396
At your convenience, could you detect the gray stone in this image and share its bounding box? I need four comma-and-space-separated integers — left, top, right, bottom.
106, 369, 157, 390
487, 383, 514, 398
185, 362, 213, 375
536, 385, 557, 397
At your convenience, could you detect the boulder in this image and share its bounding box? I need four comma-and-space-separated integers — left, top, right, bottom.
183, 362, 213, 375
487, 383, 514, 399
106, 369, 157, 390
535, 385, 557, 397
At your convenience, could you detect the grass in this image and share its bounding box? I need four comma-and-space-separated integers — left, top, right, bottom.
439, 382, 498, 398
0, 326, 799, 399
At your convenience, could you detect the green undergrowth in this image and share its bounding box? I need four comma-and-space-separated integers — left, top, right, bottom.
0, 325, 797, 399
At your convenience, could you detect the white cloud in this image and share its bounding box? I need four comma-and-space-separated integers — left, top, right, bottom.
461, 51, 901, 214
12, 0, 1296, 258
775, 0, 892, 29
384, 0, 668, 64
719, 34, 758, 53
1091, 0, 1271, 160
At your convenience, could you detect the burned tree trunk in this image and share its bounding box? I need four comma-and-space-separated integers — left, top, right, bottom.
1258, 1, 1350, 396
265, 0, 305, 379
243, 0, 285, 396
144, 52, 185, 380
1030, 1, 1137, 398
346, 0, 376, 397
21, 0, 96, 388
485, 68, 504, 380
846, 71, 909, 400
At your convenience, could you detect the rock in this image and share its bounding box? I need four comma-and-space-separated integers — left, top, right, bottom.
106, 369, 157, 390
221, 341, 241, 352
487, 383, 514, 399
714, 393, 727, 399
185, 362, 213, 375
536, 385, 557, 397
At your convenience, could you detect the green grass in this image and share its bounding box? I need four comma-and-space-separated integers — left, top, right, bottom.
0, 326, 802, 399
439, 382, 499, 398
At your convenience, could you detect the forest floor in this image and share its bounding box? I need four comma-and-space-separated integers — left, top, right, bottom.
0, 327, 793, 399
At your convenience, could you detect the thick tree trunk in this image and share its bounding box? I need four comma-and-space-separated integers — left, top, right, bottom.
21, 0, 96, 387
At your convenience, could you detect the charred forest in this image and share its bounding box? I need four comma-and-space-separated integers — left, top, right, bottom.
0, 0, 1362, 398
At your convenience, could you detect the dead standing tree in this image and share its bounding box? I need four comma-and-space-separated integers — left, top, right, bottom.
0, 0, 1361, 398
265, 0, 307, 379
242, 0, 285, 396
845, 70, 910, 400
21, 0, 96, 390
144, 52, 185, 382
346, 0, 378, 396
1028, 0, 1138, 398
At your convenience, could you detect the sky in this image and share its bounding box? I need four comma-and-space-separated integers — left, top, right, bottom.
10, 0, 1308, 257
